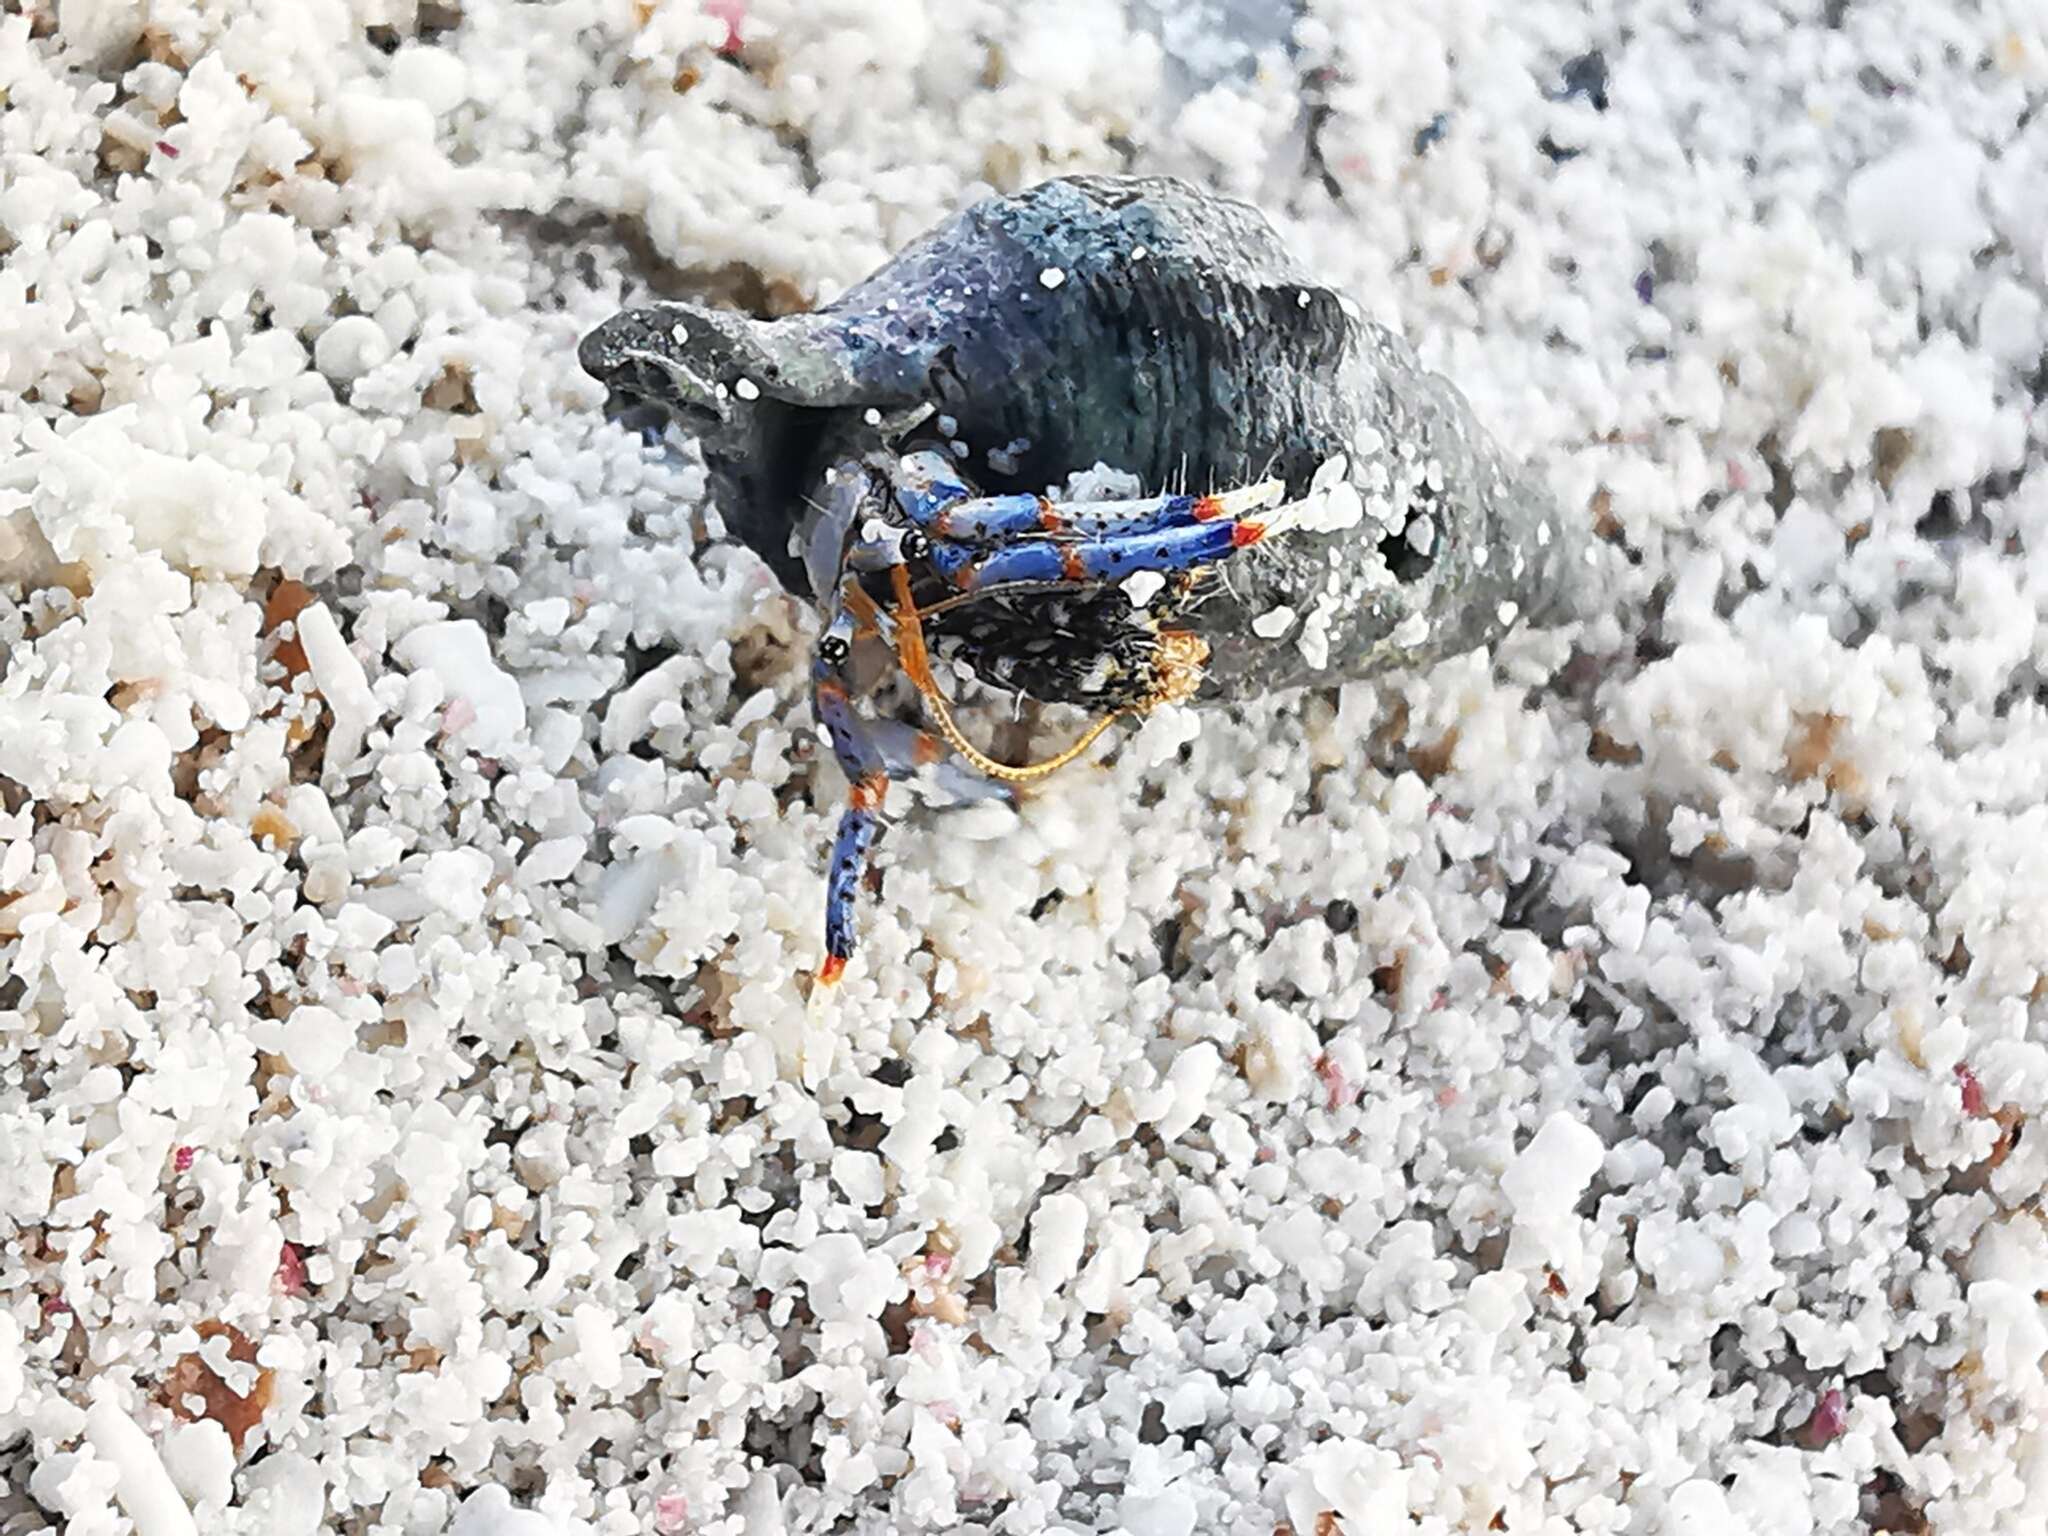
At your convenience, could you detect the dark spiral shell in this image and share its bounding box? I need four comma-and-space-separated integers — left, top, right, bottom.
584, 176, 1589, 703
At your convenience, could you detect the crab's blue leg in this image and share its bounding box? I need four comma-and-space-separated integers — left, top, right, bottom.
812, 656, 889, 988
922, 486, 1303, 595
892, 450, 1284, 545
808, 594, 1013, 986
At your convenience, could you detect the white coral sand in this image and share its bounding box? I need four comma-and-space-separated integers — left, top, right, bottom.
2, 2, 2046, 1534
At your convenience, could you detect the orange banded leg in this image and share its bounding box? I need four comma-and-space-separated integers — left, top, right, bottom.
809, 590, 1013, 987
891, 448, 1283, 545
920, 479, 1289, 591
811, 665, 887, 986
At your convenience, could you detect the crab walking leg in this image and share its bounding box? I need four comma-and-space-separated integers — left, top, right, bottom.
892, 450, 1286, 545
921, 486, 1312, 594
811, 665, 889, 985
809, 587, 1019, 985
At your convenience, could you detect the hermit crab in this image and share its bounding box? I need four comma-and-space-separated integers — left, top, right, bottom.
579, 175, 1587, 989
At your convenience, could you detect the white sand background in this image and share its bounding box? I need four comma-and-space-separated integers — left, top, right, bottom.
3, 1, 2047, 1532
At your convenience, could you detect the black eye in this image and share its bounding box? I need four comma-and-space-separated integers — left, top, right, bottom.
820, 635, 851, 665
901, 529, 931, 561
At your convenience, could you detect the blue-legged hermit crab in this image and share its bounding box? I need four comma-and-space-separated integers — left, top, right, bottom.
579, 175, 1587, 991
